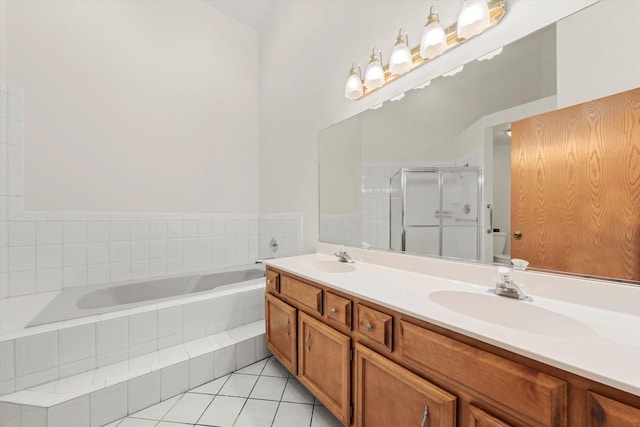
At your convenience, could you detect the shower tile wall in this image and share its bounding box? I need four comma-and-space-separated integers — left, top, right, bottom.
0, 84, 302, 300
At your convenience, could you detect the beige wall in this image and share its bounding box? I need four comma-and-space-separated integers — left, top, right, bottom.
5, 0, 259, 213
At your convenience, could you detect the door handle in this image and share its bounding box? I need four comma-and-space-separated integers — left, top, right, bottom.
514, 231, 523, 239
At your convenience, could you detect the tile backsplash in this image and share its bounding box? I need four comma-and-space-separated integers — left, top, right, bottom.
0, 83, 302, 299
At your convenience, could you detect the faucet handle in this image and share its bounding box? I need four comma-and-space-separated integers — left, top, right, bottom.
497, 266, 512, 282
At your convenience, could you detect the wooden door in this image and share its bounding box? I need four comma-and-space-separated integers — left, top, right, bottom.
511, 88, 640, 281
355, 343, 456, 427
298, 312, 351, 426
265, 293, 297, 375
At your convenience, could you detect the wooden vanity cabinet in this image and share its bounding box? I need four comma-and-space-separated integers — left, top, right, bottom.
355, 343, 456, 427
298, 312, 351, 425
264, 267, 640, 427
265, 293, 297, 374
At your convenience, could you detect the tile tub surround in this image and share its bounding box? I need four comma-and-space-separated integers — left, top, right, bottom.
0, 281, 266, 396
0, 85, 302, 300
275, 247, 640, 396
0, 321, 269, 427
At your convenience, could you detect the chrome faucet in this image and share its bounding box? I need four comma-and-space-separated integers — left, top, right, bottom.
335, 249, 355, 263
489, 267, 533, 301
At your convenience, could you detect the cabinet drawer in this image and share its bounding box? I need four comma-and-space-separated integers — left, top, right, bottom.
266, 270, 280, 293
399, 320, 567, 426
468, 405, 512, 427
280, 275, 323, 315
324, 291, 352, 330
588, 392, 640, 426
356, 304, 393, 352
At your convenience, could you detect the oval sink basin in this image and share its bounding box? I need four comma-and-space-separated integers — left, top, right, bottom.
298, 260, 356, 273
429, 291, 596, 338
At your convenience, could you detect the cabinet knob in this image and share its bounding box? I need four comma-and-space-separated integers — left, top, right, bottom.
330, 308, 337, 315
365, 324, 372, 332
267, 279, 272, 285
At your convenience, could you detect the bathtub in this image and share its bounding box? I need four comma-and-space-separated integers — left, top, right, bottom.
28, 264, 265, 327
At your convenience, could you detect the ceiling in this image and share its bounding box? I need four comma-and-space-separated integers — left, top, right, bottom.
202, 0, 273, 31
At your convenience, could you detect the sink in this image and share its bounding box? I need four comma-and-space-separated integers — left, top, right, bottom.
298, 260, 356, 273
429, 291, 596, 338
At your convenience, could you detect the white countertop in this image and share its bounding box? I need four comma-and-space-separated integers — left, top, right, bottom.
266, 252, 640, 396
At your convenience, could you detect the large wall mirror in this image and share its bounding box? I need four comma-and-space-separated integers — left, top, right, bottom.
319, 1, 640, 283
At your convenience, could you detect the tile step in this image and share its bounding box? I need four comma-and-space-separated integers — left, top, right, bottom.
0, 321, 268, 427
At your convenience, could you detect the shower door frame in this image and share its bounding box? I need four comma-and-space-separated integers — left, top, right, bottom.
390, 167, 483, 261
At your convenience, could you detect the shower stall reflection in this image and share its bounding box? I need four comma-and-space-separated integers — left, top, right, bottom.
390, 167, 481, 261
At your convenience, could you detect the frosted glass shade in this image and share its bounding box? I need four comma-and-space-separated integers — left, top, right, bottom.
365, 59, 385, 90
457, 0, 490, 39
389, 40, 412, 75
344, 70, 363, 100
420, 21, 447, 59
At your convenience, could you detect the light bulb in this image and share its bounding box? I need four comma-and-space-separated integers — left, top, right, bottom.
420, 7, 447, 60
344, 63, 363, 100
364, 48, 385, 90
389, 29, 412, 75
457, 0, 490, 39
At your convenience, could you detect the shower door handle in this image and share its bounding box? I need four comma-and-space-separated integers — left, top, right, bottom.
486, 204, 493, 234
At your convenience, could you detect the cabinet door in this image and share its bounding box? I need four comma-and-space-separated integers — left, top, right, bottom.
588, 392, 640, 427
265, 293, 297, 375
355, 343, 456, 427
298, 312, 351, 426
469, 405, 512, 427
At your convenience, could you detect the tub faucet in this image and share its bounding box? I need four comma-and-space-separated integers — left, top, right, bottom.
335, 249, 355, 263
489, 267, 533, 302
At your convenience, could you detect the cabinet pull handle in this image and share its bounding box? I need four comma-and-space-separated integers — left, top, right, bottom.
305, 330, 311, 352
330, 308, 336, 315
365, 324, 372, 332
420, 405, 429, 427
286, 318, 290, 338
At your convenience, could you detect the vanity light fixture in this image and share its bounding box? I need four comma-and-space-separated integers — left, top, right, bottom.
420, 7, 447, 60
344, 0, 505, 100
457, 0, 491, 39
477, 46, 503, 61
345, 63, 364, 100
389, 29, 412, 75
442, 65, 464, 77
414, 80, 432, 90
364, 48, 385, 90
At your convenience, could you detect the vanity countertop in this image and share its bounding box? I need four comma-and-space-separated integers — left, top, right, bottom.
266, 253, 640, 396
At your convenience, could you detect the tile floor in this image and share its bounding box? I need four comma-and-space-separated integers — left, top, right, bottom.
102, 357, 343, 427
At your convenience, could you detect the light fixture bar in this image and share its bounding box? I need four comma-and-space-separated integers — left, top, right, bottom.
359, 0, 505, 98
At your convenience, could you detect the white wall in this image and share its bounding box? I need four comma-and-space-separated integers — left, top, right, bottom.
557, 0, 640, 108
258, 0, 600, 253
5, 0, 259, 213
